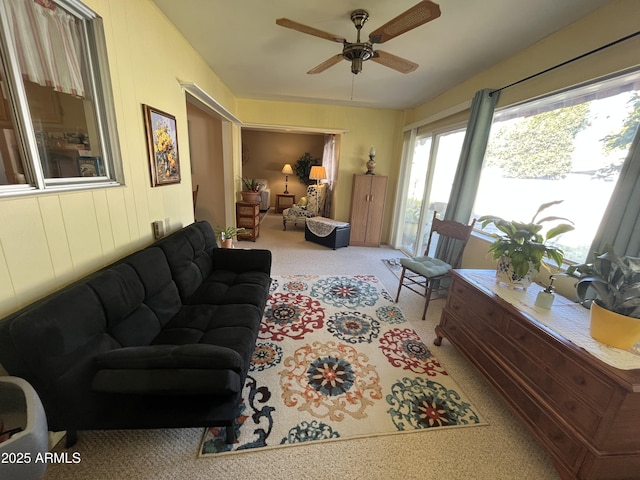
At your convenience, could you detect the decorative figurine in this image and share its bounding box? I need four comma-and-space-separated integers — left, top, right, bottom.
366, 145, 376, 174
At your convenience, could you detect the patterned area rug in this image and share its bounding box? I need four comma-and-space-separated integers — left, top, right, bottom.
382, 258, 404, 279
199, 275, 486, 456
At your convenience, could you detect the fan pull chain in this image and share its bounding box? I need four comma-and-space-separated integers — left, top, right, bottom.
350, 74, 355, 101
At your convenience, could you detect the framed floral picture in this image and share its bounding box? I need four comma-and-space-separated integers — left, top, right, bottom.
142, 104, 181, 186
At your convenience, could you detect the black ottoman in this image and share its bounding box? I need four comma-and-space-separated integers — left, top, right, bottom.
305, 217, 350, 250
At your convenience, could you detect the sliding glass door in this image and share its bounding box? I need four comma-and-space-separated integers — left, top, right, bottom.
396, 127, 466, 257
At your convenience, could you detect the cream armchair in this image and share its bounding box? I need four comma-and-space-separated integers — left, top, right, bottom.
255, 179, 271, 211
282, 184, 327, 230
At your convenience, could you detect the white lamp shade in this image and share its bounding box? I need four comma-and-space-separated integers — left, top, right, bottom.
281, 164, 293, 175
369, 146, 376, 156
309, 166, 327, 181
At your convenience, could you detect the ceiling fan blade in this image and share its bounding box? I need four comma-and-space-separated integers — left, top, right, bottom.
371, 50, 418, 74
276, 18, 346, 43
307, 54, 344, 74
368, 1, 441, 44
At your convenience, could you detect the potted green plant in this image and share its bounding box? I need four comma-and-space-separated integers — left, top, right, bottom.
478, 200, 574, 289
214, 225, 245, 248
567, 248, 640, 349
239, 177, 262, 203
293, 152, 319, 185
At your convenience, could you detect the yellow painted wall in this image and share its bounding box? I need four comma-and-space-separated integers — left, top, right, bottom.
0, 0, 239, 318
408, 0, 640, 124
236, 99, 405, 234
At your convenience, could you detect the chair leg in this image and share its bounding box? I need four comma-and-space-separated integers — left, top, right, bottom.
422, 279, 435, 320
395, 267, 407, 302
282, 217, 287, 230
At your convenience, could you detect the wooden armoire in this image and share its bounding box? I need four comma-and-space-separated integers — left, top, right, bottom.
349, 174, 388, 246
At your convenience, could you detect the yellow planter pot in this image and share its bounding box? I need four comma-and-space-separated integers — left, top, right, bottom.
590, 301, 640, 350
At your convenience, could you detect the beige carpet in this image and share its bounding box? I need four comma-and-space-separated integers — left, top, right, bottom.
43, 214, 560, 480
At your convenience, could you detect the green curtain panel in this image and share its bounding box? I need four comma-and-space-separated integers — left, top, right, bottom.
444, 88, 500, 224
435, 88, 499, 262
590, 125, 640, 258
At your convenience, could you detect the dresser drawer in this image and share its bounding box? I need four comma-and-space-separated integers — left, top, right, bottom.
450, 279, 505, 332
237, 224, 259, 239
237, 203, 259, 216
507, 319, 614, 411
237, 216, 259, 228
496, 334, 602, 438
440, 312, 585, 470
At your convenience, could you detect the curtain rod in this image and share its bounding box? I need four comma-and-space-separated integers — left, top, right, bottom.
489, 30, 640, 97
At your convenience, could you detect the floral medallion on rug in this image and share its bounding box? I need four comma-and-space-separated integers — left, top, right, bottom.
199, 275, 486, 456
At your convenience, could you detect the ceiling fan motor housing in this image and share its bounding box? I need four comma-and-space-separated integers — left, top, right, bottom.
343, 42, 374, 74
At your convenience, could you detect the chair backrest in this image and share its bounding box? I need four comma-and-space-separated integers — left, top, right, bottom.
424, 211, 476, 268
192, 184, 199, 213
306, 183, 327, 216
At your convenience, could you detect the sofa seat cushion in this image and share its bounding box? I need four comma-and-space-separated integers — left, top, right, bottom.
151, 303, 262, 371
187, 271, 271, 307
92, 344, 243, 395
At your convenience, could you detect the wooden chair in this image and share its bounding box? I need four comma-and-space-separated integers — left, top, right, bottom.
192, 184, 199, 214
395, 211, 476, 319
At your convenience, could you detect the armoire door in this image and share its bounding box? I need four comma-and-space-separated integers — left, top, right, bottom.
349, 174, 387, 246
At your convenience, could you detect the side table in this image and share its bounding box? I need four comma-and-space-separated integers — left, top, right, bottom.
275, 194, 295, 214
236, 201, 259, 241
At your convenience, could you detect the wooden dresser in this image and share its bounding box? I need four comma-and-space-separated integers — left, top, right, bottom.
235, 201, 259, 241
436, 270, 640, 480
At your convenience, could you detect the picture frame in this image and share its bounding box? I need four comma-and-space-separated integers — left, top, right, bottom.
77, 156, 102, 177
142, 104, 181, 186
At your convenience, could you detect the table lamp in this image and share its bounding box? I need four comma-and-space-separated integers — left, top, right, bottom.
308, 166, 327, 217
281, 163, 293, 193
309, 165, 326, 185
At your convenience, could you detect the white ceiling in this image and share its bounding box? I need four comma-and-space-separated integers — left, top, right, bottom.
152, 0, 613, 110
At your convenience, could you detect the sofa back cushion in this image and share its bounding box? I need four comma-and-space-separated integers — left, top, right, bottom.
153, 221, 217, 301
0, 247, 181, 388
6, 283, 118, 385
88, 248, 181, 346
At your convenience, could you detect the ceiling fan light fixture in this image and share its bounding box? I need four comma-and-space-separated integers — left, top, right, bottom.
351, 58, 363, 74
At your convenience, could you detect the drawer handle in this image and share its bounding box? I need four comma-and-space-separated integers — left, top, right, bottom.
574, 375, 586, 385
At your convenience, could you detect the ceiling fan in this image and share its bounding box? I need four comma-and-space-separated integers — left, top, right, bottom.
276, 1, 441, 75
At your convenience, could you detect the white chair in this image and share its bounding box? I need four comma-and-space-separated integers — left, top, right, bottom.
255, 179, 270, 212
282, 184, 327, 230
0, 377, 49, 479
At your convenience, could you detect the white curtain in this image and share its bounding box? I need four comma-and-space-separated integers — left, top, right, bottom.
5, 0, 85, 97
321, 134, 337, 217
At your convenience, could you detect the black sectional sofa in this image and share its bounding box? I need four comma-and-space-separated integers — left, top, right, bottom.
0, 221, 271, 446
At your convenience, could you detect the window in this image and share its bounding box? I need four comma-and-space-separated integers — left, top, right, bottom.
396, 126, 466, 257
0, 0, 122, 194
473, 69, 640, 264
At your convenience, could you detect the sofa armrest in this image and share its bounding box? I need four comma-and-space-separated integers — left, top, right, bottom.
95, 344, 242, 371
91, 345, 244, 396
212, 248, 272, 274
